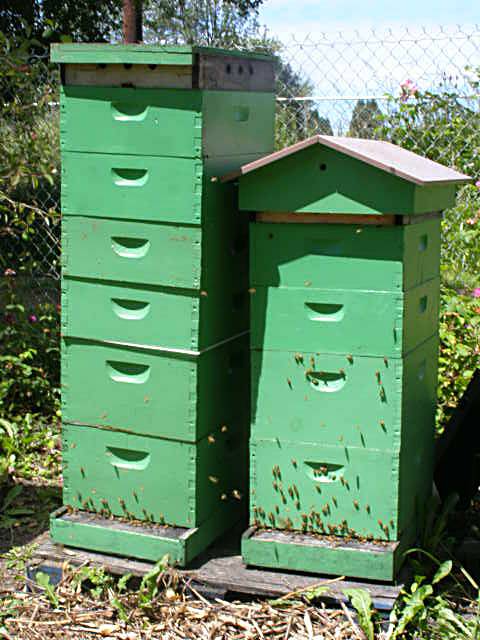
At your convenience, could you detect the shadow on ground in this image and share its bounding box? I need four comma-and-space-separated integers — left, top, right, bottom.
0, 481, 61, 554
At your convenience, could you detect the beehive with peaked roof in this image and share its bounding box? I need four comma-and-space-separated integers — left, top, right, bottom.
223, 134, 470, 215
232, 136, 470, 581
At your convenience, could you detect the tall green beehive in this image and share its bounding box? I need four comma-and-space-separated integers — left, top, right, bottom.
223, 135, 470, 581
50, 44, 275, 563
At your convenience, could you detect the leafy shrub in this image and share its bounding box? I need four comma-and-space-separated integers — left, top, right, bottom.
437, 288, 480, 433
0, 30, 61, 493
0, 274, 60, 489
0, 28, 60, 278
0, 301, 60, 419
377, 70, 480, 293
378, 71, 480, 432
441, 184, 480, 291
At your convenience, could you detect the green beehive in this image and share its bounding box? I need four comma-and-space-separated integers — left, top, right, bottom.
222, 135, 470, 581
50, 44, 275, 563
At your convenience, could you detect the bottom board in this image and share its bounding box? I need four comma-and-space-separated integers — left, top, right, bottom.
242, 527, 409, 582
50, 504, 241, 566
29, 527, 405, 612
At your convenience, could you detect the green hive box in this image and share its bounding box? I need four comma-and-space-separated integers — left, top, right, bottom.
51, 44, 275, 563
222, 135, 470, 581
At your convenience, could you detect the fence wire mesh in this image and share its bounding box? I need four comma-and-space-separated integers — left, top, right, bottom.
275, 24, 480, 162
1, 23, 479, 302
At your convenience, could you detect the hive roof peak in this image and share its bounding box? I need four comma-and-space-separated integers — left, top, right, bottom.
222, 134, 471, 186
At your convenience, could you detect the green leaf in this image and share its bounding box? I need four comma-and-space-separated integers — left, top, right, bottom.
432, 560, 453, 585
303, 585, 328, 602
392, 584, 433, 638
111, 595, 128, 621
343, 588, 375, 640
35, 571, 59, 608
117, 572, 133, 593
139, 554, 170, 605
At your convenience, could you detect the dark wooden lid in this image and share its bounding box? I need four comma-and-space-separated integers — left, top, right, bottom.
222, 135, 471, 186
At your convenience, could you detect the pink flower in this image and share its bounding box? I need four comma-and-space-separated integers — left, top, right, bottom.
29, 314, 38, 323
400, 79, 419, 100
475, 180, 480, 189
472, 288, 480, 298
4, 268, 16, 276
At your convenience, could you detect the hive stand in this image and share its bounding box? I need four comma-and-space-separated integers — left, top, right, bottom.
50, 44, 275, 563
223, 135, 470, 581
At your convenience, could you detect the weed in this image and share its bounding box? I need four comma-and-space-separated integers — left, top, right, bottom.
343, 588, 376, 640
35, 571, 59, 608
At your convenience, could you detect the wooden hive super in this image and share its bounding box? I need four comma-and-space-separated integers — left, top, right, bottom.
51, 43, 275, 563
223, 135, 470, 581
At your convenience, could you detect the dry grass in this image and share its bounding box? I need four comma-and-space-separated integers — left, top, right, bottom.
1, 566, 365, 640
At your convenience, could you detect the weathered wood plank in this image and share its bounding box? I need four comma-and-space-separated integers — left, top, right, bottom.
254, 211, 442, 225
191, 554, 404, 610
29, 530, 404, 611
64, 63, 192, 88
198, 55, 275, 92
255, 212, 397, 225
63, 56, 275, 91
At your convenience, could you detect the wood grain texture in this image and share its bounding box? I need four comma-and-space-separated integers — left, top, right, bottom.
254, 212, 442, 225
255, 212, 396, 225
30, 528, 405, 610
64, 64, 192, 88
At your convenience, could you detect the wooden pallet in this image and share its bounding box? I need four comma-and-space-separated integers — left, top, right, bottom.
28, 527, 405, 612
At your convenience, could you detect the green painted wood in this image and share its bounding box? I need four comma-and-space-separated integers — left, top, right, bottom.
249, 437, 397, 540
61, 152, 203, 224
51, 511, 188, 564
397, 339, 438, 534
51, 44, 196, 65
62, 336, 249, 442
60, 86, 202, 157
63, 278, 202, 350
63, 276, 248, 349
62, 276, 248, 351
61, 182, 250, 350
50, 503, 240, 565
62, 180, 249, 294
238, 144, 457, 215
241, 529, 403, 581
201, 91, 275, 158
251, 279, 439, 357
251, 336, 438, 449
62, 423, 246, 527
250, 219, 441, 292
60, 88, 274, 159
62, 217, 202, 289
51, 43, 273, 65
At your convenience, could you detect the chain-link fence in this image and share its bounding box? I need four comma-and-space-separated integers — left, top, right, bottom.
1, 23, 480, 302
275, 24, 480, 163
0, 39, 60, 304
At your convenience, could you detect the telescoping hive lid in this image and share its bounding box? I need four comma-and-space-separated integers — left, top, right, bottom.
51, 44, 275, 91
222, 135, 471, 215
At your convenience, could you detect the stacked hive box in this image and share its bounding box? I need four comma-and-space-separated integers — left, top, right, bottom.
50, 44, 275, 563
223, 136, 470, 580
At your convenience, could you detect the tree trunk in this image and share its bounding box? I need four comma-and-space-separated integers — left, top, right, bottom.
123, 0, 143, 42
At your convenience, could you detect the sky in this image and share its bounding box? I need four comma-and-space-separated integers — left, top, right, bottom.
258, 0, 480, 39
256, 0, 480, 133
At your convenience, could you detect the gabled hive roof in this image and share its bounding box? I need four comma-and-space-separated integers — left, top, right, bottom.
222, 135, 471, 186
